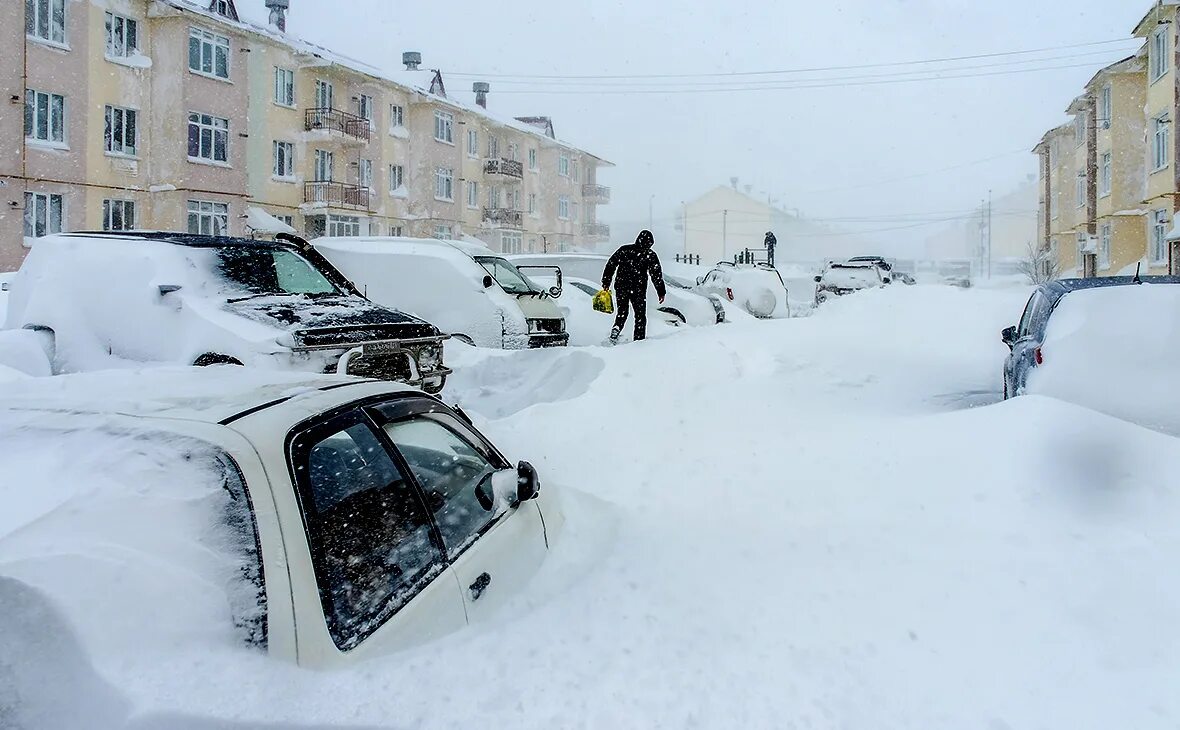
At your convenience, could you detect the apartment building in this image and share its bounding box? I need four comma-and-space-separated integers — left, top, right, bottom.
0, 0, 612, 271
1133, 1, 1179, 273
1034, 123, 1078, 274
1091, 54, 1147, 276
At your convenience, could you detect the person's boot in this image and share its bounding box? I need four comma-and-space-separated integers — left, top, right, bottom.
608, 326, 621, 345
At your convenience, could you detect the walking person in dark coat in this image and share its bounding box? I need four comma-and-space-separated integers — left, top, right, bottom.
602, 229, 666, 343
764, 231, 777, 267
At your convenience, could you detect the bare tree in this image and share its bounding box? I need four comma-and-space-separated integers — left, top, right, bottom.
1017, 240, 1059, 284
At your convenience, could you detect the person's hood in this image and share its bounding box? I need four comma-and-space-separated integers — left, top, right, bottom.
635, 230, 655, 249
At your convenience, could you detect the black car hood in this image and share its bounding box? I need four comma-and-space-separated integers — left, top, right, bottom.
226, 295, 440, 344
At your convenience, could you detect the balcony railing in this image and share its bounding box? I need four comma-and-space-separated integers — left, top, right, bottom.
583, 223, 611, 239
304, 107, 371, 143
483, 207, 523, 229
304, 181, 370, 210
485, 158, 524, 179
582, 184, 611, 203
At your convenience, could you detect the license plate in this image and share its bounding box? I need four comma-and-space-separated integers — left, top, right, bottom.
363, 342, 402, 355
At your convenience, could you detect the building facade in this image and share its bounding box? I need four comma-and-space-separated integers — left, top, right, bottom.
0, 0, 611, 271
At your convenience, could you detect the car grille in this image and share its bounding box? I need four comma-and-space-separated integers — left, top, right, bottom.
531, 318, 565, 334
294, 325, 428, 350
325, 351, 414, 381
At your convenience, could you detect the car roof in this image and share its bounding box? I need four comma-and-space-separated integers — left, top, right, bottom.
55, 231, 291, 249
1046, 276, 1180, 296
314, 236, 496, 259
0, 368, 417, 424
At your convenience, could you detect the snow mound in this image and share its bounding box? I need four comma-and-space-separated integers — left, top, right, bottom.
446, 347, 606, 418
0, 328, 52, 377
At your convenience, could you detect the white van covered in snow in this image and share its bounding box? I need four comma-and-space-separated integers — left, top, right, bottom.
314, 237, 569, 349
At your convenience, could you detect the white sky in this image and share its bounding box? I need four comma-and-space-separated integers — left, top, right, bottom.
240, 0, 1146, 254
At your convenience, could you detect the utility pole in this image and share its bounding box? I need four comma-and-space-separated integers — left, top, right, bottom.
722, 209, 728, 260
987, 189, 993, 280
681, 202, 687, 254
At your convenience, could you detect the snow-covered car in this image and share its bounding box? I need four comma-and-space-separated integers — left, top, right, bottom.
0, 368, 563, 673
509, 253, 726, 327
318, 238, 568, 349
695, 262, 790, 318
1001, 277, 1180, 432
4, 232, 451, 392
813, 262, 890, 305
0, 271, 13, 324
548, 276, 690, 345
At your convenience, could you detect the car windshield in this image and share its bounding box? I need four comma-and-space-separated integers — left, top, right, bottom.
475, 256, 537, 295
215, 246, 341, 298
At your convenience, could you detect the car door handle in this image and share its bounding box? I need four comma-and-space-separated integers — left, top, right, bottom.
469, 572, 492, 601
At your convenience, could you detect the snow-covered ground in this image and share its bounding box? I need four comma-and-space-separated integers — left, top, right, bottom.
5, 283, 1180, 728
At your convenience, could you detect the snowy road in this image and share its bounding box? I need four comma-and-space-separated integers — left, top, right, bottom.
21, 285, 1180, 729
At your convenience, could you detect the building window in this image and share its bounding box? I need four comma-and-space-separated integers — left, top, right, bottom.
1153, 27, 1170, 82
528, 148, 537, 171
1154, 116, 1170, 171
1076, 232, 1087, 269
558, 153, 570, 177
273, 141, 295, 178
434, 110, 454, 144
187, 112, 229, 163
434, 167, 454, 201
102, 199, 135, 231
389, 104, 404, 129
189, 28, 230, 80
467, 180, 479, 209
528, 193, 537, 215
104, 12, 138, 57
26, 0, 66, 45
103, 106, 137, 157
558, 195, 570, 220
328, 215, 362, 237
274, 67, 295, 107
1152, 209, 1170, 264
467, 129, 478, 158
572, 160, 580, 182
1073, 114, 1085, 147
487, 185, 500, 209
187, 199, 228, 236
24, 192, 63, 238
507, 143, 519, 162
358, 94, 374, 124
1075, 174, 1086, 209
25, 90, 65, 145
501, 231, 523, 254
210, 0, 237, 19
1099, 152, 1111, 197
487, 135, 500, 159
1098, 223, 1111, 270
389, 164, 404, 193
1099, 84, 1112, 127
314, 79, 334, 109
433, 225, 453, 240
510, 189, 521, 210
390, 225, 404, 237
275, 213, 294, 227
314, 149, 333, 181
359, 159, 373, 189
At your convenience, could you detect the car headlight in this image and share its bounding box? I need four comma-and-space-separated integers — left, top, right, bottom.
415, 344, 443, 372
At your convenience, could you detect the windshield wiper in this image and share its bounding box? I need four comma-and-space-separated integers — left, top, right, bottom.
226, 291, 304, 304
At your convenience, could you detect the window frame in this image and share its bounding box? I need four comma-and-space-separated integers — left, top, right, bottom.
358, 158, 373, 190
26, 0, 67, 46
389, 164, 404, 194
23, 191, 64, 239
1098, 152, 1112, 198
1075, 173, 1086, 210
104, 105, 138, 157
434, 167, 454, 202
187, 199, 229, 235
1152, 209, 1170, 264
467, 129, 479, 158
274, 67, 295, 108
466, 180, 479, 209
188, 27, 231, 81
314, 149, 333, 182
558, 153, 570, 177
1098, 223, 1111, 270
187, 112, 230, 164
528, 148, 537, 171
102, 198, 136, 231
434, 110, 454, 145
389, 104, 405, 130
1153, 26, 1170, 83
327, 214, 362, 237
25, 89, 66, 147
1099, 84, 1112, 127
104, 11, 138, 58
1154, 115, 1171, 172
358, 94, 374, 125
558, 195, 570, 220
273, 140, 295, 180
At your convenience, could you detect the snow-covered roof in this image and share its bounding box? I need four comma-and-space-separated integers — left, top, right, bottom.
1133, 1, 1180, 36
315, 236, 495, 260
1085, 53, 1147, 89
244, 207, 296, 235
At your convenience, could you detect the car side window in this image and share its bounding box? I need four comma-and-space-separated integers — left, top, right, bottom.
1017, 292, 1044, 338
291, 412, 445, 651
383, 414, 499, 559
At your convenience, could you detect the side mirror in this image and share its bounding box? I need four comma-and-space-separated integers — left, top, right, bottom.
516, 460, 540, 502
882, 277, 891, 285
696, 276, 705, 286
548, 286, 561, 298
158, 284, 182, 296
482, 274, 495, 289
0, 282, 8, 292
813, 275, 821, 283
1001, 325, 1017, 348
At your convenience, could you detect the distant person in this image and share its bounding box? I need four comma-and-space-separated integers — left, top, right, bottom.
764, 231, 777, 267
602, 229, 666, 343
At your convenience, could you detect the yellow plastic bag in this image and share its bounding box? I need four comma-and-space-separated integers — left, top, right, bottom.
592, 289, 614, 314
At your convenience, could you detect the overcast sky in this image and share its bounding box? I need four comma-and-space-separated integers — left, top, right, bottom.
239, 0, 1146, 254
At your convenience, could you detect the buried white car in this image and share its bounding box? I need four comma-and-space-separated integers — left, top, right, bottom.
694, 262, 790, 318
0, 369, 563, 682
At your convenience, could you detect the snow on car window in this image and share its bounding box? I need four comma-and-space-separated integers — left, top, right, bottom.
215, 246, 340, 297
475, 256, 536, 295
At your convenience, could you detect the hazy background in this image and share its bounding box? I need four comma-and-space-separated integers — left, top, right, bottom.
234, 0, 1145, 256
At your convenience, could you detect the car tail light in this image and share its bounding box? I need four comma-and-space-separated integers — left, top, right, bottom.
1034, 347, 1043, 365
726, 287, 734, 301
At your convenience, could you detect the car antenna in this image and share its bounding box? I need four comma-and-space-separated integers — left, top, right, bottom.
1133, 261, 1143, 285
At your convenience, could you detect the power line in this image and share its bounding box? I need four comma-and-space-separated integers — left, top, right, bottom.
796, 150, 1032, 196
445, 38, 1140, 81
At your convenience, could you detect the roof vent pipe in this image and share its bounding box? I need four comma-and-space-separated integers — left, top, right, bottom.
403, 51, 422, 71
265, 0, 289, 32
473, 82, 490, 109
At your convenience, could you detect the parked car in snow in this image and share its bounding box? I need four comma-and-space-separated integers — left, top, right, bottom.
3, 232, 451, 392
846, 256, 893, 273
509, 253, 727, 328
695, 262, 789, 318
813, 262, 890, 305
1001, 277, 1180, 413
318, 238, 568, 349
0, 368, 563, 669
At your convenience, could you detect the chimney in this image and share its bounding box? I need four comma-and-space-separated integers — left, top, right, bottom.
403, 51, 422, 71
473, 82, 490, 109
264, 0, 289, 32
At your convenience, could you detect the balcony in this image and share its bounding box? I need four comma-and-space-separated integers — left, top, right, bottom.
483, 207, 523, 229
583, 222, 611, 240
582, 184, 611, 203
304, 181, 370, 211
304, 108, 371, 144
485, 158, 524, 180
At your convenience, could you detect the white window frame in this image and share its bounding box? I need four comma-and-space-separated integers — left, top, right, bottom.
359, 158, 373, 190
487, 184, 500, 209
1099, 84, 1112, 128
389, 104, 405, 130
389, 164, 404, 194
434, 110, 454, 144
104, 105, 137, 157
390, 225, 404, 237
1152, 209, 1170, 264
467, 129, 479, 158
327, 214, 362, 237
104, 11, 138, 58
1074, 114, 1085, 147
500, 231, 523, 254
188, 27, 230, 81
558, 195, 570, 220
358, 95, 374, 125
24, 191, 64, 238
1075, 173, 1086, 209
528, 193, 537, 216
572, 159, 580, 182
1099, 152, 1112, 198
558, 153, 570, 177
528, 148, 537, 171
102, 198, 136, 231
1153, 115, 1171, 172
487, 134, 500, 159
314, 149, 333, 182
187, 199, 228, 236
274, 67, 295, 108
1098, 223, 1111, 270
27, 0, 66, 46
273, 141, 295, 179
25, 90, 66, 147
434, 167, 454, 201
187, 112, 229, 164
1153, 27, 1170, 82
314, 79, 334, 110
507, 142, 519, 162
466, 180, 479, 209
433, 224, 453, 240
